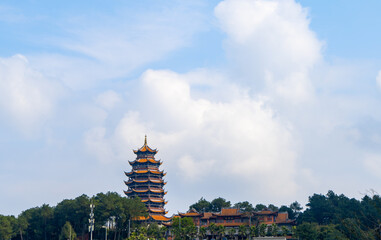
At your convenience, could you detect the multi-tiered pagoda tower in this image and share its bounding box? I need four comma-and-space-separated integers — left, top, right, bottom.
124, 136, 170, 222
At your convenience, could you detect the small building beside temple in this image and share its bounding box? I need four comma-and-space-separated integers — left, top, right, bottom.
124, 136, 171, 223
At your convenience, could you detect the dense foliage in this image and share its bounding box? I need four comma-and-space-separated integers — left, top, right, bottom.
0, 192, 147, 240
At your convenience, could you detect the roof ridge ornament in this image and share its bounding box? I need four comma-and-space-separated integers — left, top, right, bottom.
144, 135, 147, 146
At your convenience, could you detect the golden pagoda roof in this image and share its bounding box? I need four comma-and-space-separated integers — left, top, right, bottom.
141, 197, 166, 203
127, 187, 165, 193
150, 215, 171, 222
124, 169, 165, 176
129, 158, 162, 165
133, 136, 158, 154
148, 207, 168, 214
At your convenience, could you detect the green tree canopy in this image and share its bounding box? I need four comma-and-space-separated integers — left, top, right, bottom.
211, 197, 231, 212
189, 197, 212, 212
59, 221, 76, 240
0, 215, 14, 240
233, 201, 254, 212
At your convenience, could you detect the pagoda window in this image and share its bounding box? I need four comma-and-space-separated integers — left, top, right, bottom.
216, 219, 224, 223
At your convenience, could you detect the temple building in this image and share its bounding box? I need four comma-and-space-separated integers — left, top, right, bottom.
124, 136, 170, 223
176, 208, 295, 238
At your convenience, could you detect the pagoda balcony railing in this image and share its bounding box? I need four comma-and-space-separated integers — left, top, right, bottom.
135, 193, 163, 198
132, 186, 164, 191
133, 165, 161, 170
129, 177, 163, 182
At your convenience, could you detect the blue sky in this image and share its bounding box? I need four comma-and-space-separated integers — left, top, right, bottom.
1, 0, 381, 216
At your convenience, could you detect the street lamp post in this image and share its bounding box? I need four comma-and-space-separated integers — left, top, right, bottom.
128, 219, 131, 238
102, 220, 109, 240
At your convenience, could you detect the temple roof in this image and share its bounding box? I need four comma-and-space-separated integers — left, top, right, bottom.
124, 169, 166, 176
150, 215, 171, 222
213, 208, 242, 216
148, 207, 168, 214
129, 158, 162, 165
179, 209, 202, 217
133, 136, 158, 154
141, 197, 166, 203
254, 210, 278, 215
201, 212, 214, 219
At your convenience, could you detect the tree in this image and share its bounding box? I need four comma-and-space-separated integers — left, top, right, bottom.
228, 227, 235, 240
249, 225, 258, 238
184, 225, 197, 240
19, 205, 54, 240
238, 225, 248, 240
234, 201, 254, 212
216, 225, 226, 240
266, 224, 273, 236
16, 214, 29, 240
199, 226, 207, 239
41, 204, 54, 240
317, 224, 347, 240
147, 223, 160, 239
258, 223, 266, 237
271, 223, 279, 236
255, 204, 266, 211
290, 201, 303, 214
211, 197, 231, 212
0, 215, 14, 240
208, 223, 218, 239
296, 222, 319, 240
338, 218, 375, 240
189, 197, 212, 213
172, 217, 195, 240
59, 221, 77, 240
53, 194, 90, 238
267, 204, 279, 212
280, 226, 289, 236
94, 192, 148, 239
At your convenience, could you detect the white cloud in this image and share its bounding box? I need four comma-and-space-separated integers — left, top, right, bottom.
215, 0, 322, 102
29, 2, 208, 90
0, 55, 62, 133
85, 69, 300, 201
377, 70, 381, 89
364, 153, 381, 178
96, 90, 121, 110
84, 127, 115, 163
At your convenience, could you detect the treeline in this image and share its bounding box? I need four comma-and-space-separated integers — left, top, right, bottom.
0, 192, 147, 240
189, 197, 302, 219
297, 190, 381, 239
188, 190, 381, 240
1, 190, 381, 240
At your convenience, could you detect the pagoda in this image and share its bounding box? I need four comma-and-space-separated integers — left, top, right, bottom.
124, 136, 170, 223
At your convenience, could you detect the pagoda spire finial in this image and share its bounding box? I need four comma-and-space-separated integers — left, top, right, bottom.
144, 135, 147, 145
